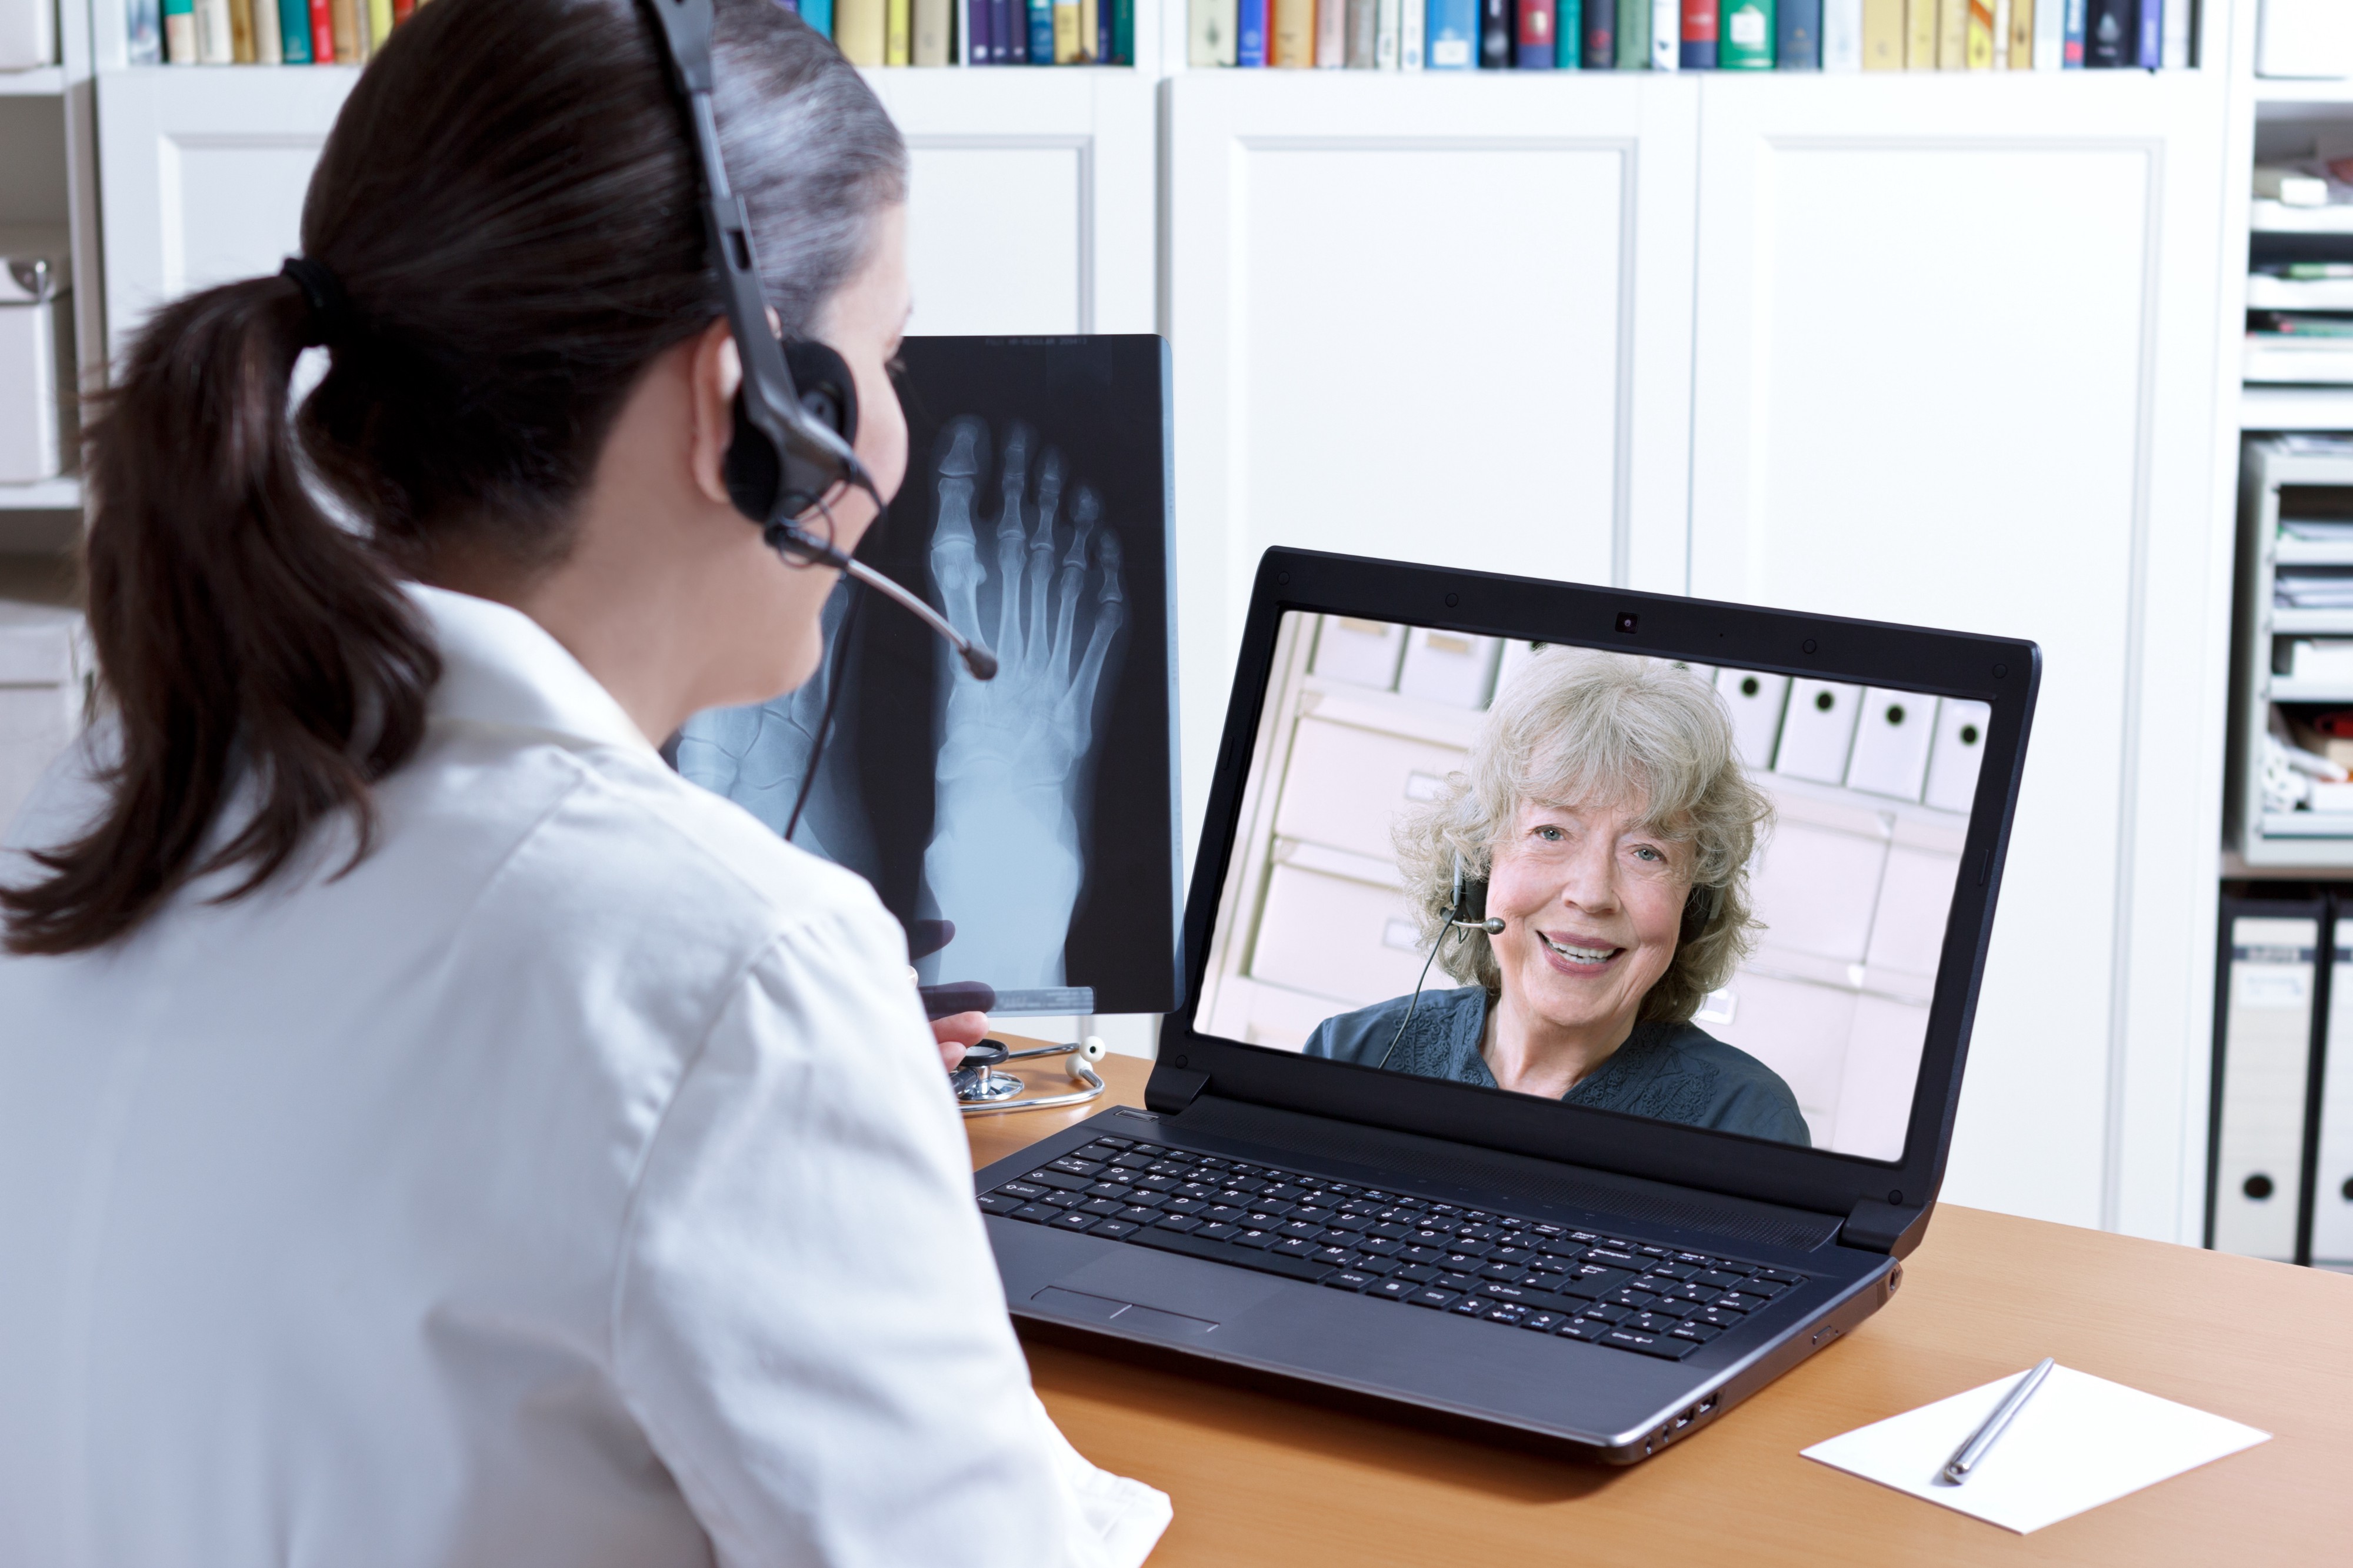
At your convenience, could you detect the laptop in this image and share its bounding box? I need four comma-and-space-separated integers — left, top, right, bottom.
972, 547, 2038, 1460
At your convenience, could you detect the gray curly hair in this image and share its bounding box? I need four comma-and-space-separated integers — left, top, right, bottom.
1395, 647, 1773, 1025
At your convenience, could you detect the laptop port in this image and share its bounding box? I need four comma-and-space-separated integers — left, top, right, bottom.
1674, 1407, 1694, 1429
1699, 1394, 1718, 1414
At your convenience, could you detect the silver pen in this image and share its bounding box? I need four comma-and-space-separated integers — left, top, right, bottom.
1938, 1357, 2057, 1486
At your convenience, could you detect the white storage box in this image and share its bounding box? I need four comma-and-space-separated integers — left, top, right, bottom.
1272, 714, 1465, 862
0, 0, 57, 68
0, 229, 74, 485
0, 599, 88, 833
1395, 628, 1499, 709
1309, 615, 1405, 692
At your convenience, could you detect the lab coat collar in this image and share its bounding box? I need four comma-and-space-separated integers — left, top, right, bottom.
405, 583, 657, 756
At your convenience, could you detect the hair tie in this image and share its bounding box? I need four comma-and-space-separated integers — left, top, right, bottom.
279, 256, 355, 348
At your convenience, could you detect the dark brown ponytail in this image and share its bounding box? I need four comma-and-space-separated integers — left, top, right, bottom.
2, 0, 904, 954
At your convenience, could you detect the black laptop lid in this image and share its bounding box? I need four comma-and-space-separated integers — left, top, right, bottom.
1151, 549, 2038, 1243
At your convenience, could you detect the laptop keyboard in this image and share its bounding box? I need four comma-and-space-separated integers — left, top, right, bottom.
979, 1135, 1808, 1362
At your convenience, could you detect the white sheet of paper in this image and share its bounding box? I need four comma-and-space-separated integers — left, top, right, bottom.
1801, 1365, 2270, 1534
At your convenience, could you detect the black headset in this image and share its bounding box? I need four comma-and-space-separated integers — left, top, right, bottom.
642, 0, 996, 680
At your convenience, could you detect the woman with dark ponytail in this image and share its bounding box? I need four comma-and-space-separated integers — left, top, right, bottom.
0, 1, 1168, 1561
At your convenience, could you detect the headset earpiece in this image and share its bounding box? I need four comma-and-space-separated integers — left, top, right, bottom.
1681, 883, 1722, 946
723, 338, 859, 529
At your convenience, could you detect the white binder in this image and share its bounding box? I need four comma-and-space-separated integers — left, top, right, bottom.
1774, 679, 1864, 785
1309, 615, 1405, 692
1845, 688, 1937, 801
1714, 668, 1789, 772
2212, 910, 2321, 1262
2312, 918, 2353, 1269
1923, 698, 1991, 815
1395, 628, 1499, 709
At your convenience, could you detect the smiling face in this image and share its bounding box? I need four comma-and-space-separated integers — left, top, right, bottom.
1484, 793, 1692, 1049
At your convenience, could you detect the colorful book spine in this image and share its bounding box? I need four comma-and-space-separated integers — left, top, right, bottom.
1615, 0, 1644, 65
2005, 0, 2029, 64
1651, 0, 1677, 64
1377, 0, 1400, 64
367, 0, 392, 55
1079, 0, 1099, 59
836, 0, 886, 62
391, 0, 411, 24
885, 0, 911, 63
1583, 0, 1611, 64
914, 0, 950, 63
1317, 0, 1346, 59
800, 0, 833, 39
253, 0, 282, 62
1934, 0, 1962, 64
195, 0, 232, 60
1237, 0, 1267, 62
1680, 0, 1714, 65
1028, 0, 1053, 60
1965, 0, 1991, 63
306, 0, 332, 67
1428, 0, 1477, 64
328, 0, 358, 60
228, 0, 254, 62
164, 0, 196, 61
1859, 0, 1898, 63
1481, 0, 1509, 64
1557, 0, 1580, 59
995, 0, 1019, 59
1719, 0, 1771, 64
1517, 0, 1555, 63
1054, 0, 1078, 57
1401, 0, 1425, 64
1823, 0, 1860, 65
127, 0, 162, 62
2081, 0, 2125, 65
1189, 0, 1236, 62
1778, 0, 1819, 64
276, 0, 309, 59
2061, 0, 2083, 64
1114, 0, 1133, 59
1273, 0, 1313, 61
1345, 0, 1374, 62
1904, 0, 1933, 63
2134, 0, 2157, 67
963, 0, 988, 62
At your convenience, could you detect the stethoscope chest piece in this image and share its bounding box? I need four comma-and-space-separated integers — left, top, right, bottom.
953, 1036, 1109, 1116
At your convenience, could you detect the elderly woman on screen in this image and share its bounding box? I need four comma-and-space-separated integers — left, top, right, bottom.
1302, 649, 1810, 1146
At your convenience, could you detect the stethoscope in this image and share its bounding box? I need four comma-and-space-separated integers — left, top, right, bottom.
951, 1036, 1108, 1116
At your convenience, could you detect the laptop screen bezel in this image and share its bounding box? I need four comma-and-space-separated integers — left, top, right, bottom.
1151, 548, 2039, 1227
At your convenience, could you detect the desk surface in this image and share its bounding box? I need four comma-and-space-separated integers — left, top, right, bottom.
968, 1049, 2352, 1564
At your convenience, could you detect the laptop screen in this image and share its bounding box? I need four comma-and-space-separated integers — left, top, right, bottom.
1192, 611, 1991, 1164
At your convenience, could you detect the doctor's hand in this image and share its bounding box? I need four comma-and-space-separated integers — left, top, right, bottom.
931, 1010, 989, 1072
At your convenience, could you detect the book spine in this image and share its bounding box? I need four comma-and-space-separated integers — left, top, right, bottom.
367, 0, 392, 54
164, 0, 196, 61
276, 0, 309, 59
1054, 0, 1078, 57
1718, 0, 1771, 64
1517, 0, 1555, 64
1427, 0, 1476, 64
2081, 0, 2123, 65
915, 0, 951, 63
1188, 0, 1234, 62
195, 0, 232, 60
126, 0, 162, 62
886, 0, 911, 62
1934, 0, 1961, 65
1345, 0, 1374, 62
228, 0, 254, 62
1481, 0, 1509, 64
1778, 0, 1819, 64
995, 0, 1018, 59
1237, 0, 1266, 62
1615, 0, 1642, 65
2134, 0, 2157, 68
2005, 0, 2028, 64
1859, 0, 1898, 63
1098, 0, 1111, 61
1679, 0, 1713, 64
1376, 0, 1400, 64
801, 0, 834, 39
390, 0, 412, 28
1114, 0, 1132, 59
306, 0, 332, 68
1583, 0, 1610, 64
1557, 0, 1579, 61
838, 0, 886, 62
1401, 0, 1424, 65
1903, 0, 1932, 63
2030, 0, 2058, 64
329, 0, 358, 59
1965, 0, 1991, 64
1317, 0, 1346, 60
1822, 0, 1857, 65
2159, 0, 2184, 67
2061, 0, 2082, 65
1274, 0, 1313, 62
964, 0, 987, 63
1079, 0, 1099, 58
254, 0, 282, 62
1031, 0, 1055, 59
1651, 0, 1676, 62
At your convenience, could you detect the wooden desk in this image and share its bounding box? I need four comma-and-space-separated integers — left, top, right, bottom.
969, 1050, 2353, 1564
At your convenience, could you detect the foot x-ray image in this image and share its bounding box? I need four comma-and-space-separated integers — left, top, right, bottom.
675, 336, 1180, 1017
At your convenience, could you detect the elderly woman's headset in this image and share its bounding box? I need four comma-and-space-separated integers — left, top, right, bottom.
1374, 854, 1724, 1070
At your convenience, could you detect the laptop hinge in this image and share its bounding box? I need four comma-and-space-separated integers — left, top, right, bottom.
1144, 1063, 1210, 1115
1839, 1198, 1930, 1257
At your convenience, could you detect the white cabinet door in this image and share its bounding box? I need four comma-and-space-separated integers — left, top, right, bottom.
94, 68, 1151, 362
1166, 72, 1701, 843
1687, 72, 2232, 1233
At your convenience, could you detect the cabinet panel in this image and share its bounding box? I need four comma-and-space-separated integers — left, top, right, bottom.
1167, 73, 1699, 848
1689, 74, 2231, 1230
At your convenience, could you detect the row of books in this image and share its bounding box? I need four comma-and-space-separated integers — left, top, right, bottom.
1187, 0, 2193, 69
129, 0, 417, 64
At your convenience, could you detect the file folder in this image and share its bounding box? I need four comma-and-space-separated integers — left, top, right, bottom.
2311, 909, 2353, 1270
1715, 668, 1790, 772
1924, 698, 1991, 815
1845, 688, 1937, 801
2209, 900, 2324, 1262
1774, 678, 1865, 785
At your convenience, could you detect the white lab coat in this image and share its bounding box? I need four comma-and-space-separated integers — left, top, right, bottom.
0, 585, 1170, 1568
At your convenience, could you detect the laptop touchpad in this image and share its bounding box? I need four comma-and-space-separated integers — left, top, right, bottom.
1042, 1247, 1289, 1328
